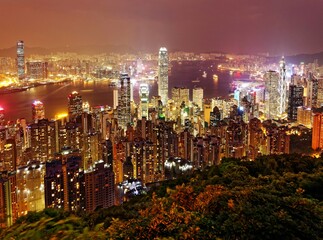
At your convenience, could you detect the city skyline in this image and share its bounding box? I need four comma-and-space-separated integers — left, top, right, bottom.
0, 0, 323, 55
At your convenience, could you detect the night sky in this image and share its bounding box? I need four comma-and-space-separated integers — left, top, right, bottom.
1, 0, 323, 54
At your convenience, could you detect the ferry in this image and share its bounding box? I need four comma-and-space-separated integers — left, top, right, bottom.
202, 71, 207, 78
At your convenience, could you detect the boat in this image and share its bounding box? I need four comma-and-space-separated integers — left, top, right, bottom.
202, 71, 207, 78
192, 79, 200, 83
213, 74, 218, 81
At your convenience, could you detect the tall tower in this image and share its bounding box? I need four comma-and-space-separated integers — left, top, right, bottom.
264, 71, 280, 119
17, 40, 25, 80
32, 100, 45, 122
113, 89, 118, 110
312, 109, 323, 150
287, 85, 304, 121
68, 91, 83, 122
278, 56, 287, 116
139, 83, 149, 119
118, 73, 131, 129
193, 87, 204, 109
158, 47, 169, 105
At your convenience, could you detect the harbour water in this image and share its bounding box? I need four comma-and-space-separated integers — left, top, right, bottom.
0, 60, 235, 121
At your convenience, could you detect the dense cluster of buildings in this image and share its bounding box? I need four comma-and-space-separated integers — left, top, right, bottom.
0, 43, 322, 228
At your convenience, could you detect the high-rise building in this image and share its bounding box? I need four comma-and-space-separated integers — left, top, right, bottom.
0, 172, 18, 228
16, 162, 45, 217
158, 47, 169, 105
306, 75, 318, 108
118, 73, 131, 129
84, 160, 115, 213
193, 87, 203, 109
312, 109, 323, 150
172, 87, 189, 106
1, 139, 17, 172
29, 119, 57, 162
137, 58, 143, 74
297, 107, 312, 128
113, 89, 118, 110
26, 61, 48, 79
287, 85, 304, 121
32, 100, 45, 122
17, 40, 25, 80
264, 71, 280, 119
68, 91, 83, 122
317, 78, 323, 107
278, 57, 288, 116
139, 84, 149, 119
44, 151, 85, 211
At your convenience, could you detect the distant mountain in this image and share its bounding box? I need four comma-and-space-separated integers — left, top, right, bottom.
285, 52, 323, 65
1, 45, 323, 65
269, 52, 323, 65
0, 45, 135, 57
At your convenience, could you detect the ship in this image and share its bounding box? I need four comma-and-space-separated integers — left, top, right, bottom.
192, 79, 200, 83
202, 71, 207, 78
213, 74, 218, 81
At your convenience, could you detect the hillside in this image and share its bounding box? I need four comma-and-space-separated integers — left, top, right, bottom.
1, 154, 323, 239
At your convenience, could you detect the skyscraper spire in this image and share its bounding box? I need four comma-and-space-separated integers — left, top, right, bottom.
158, 47, 169, 105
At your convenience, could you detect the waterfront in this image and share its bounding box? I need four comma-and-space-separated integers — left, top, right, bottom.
0, 60, 235, 121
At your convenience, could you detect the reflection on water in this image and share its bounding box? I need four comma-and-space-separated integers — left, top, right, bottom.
0, 60, 232, 121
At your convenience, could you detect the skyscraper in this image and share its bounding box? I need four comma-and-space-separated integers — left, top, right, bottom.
32, 100, 45, 121
68, 91, 83, 122
158, 47, 169, 105
306, 74, 318, 108
264, 71, 280, 119
139, 83, 149, 119
118, 73, 131, 129
17, 40, 25, 80
172, 87, 189, 106
312, 109, 323, 150
278, 57, 288, 116
193, 87, 204, 109
113, 89, 118, 110
317, 78, 323, 107
84, 160, 115, 212
287, 85, 304, 121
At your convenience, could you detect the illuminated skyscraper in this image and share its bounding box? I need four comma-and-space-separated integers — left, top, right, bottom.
84, 160, 115, 213
278, 57, 288, 116
297, 107, 312, 128
172, 87, 189, 106
193, 87, 203, 109
113, 89, 118, 110
264, 71, 280, 119
287, 85, 304, 121
32, 100, 45, 121
306, 74, 318, 108
118, 73, 131, 129
68, 91, 83, 122
29, 119, 56, 162
158, 47, 169, 105
312, 109, 323, 150
317, 78, 323, 107
139, 83, 149, 119
17, 40, 25, 80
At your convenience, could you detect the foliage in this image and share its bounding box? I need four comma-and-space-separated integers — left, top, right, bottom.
1, 154, 322, 239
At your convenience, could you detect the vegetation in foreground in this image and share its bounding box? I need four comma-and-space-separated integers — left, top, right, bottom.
1, 154, 323, 240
